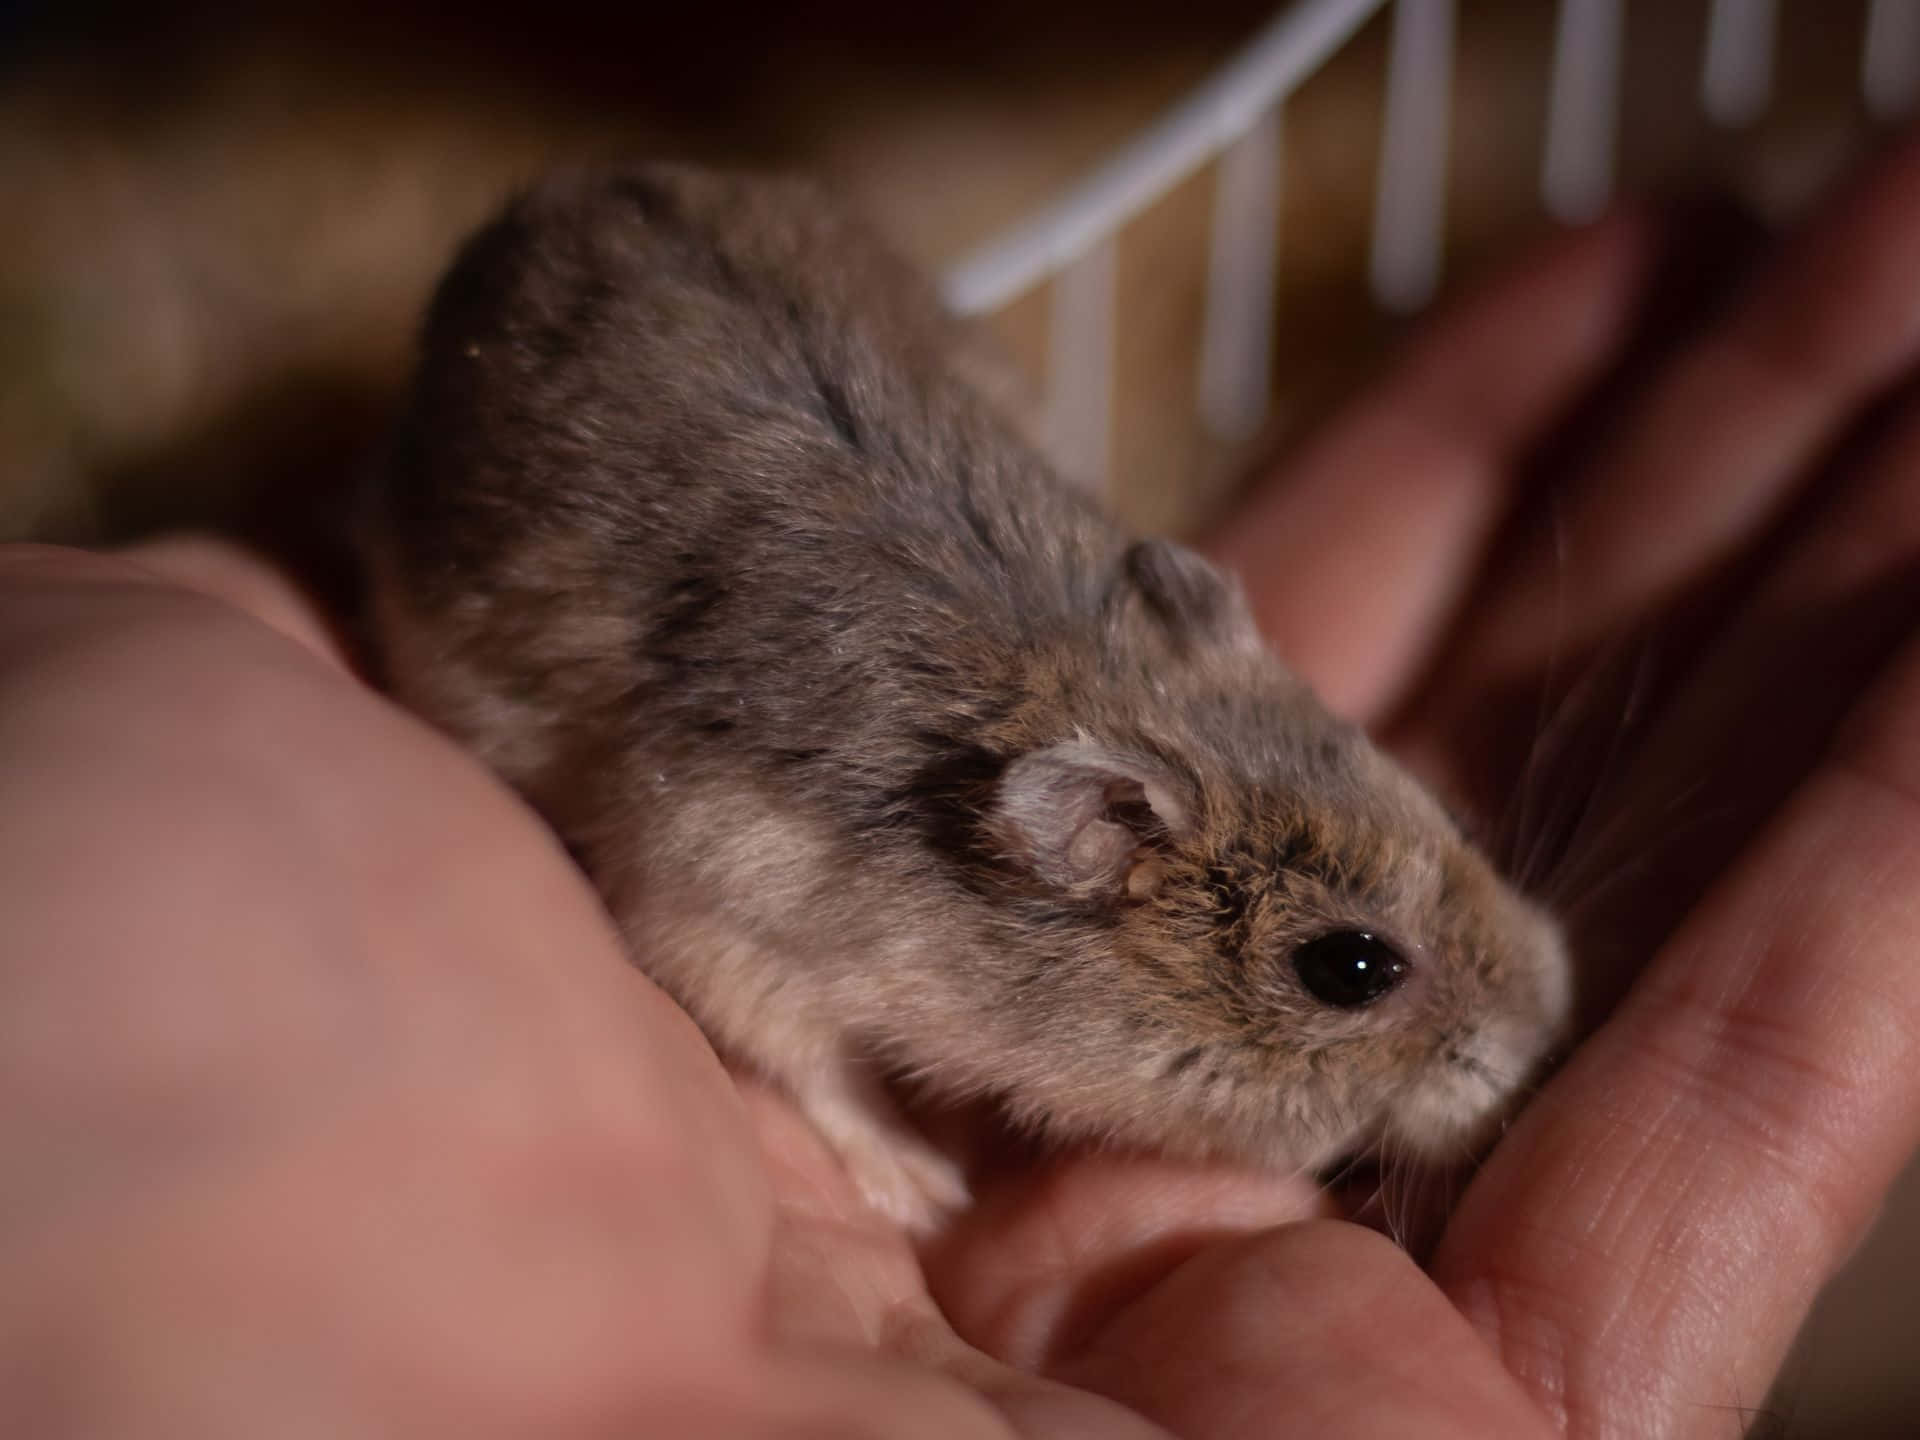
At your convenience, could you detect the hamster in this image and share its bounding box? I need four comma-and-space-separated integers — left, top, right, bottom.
362, 165, 1571, 1230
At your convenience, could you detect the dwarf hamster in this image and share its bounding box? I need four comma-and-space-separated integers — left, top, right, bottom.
363, 165, 1571, 1230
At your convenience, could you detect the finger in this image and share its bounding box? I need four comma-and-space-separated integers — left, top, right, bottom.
0, 539, 352, 675
1550, 384, 1920, 1013
721, 1352, 1182, 1440
1204, 208, 1663, 723
116, 533, 355, 674
1433, 631, 1920, 1437
742, 1090, 1174, 1439
1434, 130, 1920, 699
749, 1074, 1339, 1436
1051, 1221, 1553, 1439
926, 1154, 1330, 1373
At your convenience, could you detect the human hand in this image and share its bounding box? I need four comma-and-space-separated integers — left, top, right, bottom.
8, 132, 1920, 1440
0, 540, 1373, 1438
1201, 130, 1920, 1435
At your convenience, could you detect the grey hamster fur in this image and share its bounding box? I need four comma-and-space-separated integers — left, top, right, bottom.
363, 165, 1570, 1228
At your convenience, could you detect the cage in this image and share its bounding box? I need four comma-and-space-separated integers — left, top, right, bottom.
932, 0, 1920, 538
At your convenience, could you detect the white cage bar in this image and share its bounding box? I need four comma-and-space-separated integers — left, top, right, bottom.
1703, 0, 1779, 128
1542, 0, 1623, 223
942, 0, 1896, 490
1198, 106, 1285, 444
1369, 0, 1456, 314
1866, 0, 1920, 120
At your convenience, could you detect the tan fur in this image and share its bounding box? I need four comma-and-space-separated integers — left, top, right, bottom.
362, 165, 1571, 1229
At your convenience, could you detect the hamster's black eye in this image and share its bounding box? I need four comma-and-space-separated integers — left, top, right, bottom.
1293, 931, 1408, 1010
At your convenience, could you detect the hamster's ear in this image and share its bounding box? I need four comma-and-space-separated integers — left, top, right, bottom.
989, 741, 1189, 900
1117, 539, 1263, 656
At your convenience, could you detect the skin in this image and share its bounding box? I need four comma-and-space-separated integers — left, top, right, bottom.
7, 131, 1920, 1438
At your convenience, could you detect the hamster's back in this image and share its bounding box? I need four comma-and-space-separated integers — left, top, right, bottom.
365, 169, 1574, 1235
368, 166, 1124, 852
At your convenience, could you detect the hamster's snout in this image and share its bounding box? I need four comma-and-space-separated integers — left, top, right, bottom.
1387, 908, 1572, 1159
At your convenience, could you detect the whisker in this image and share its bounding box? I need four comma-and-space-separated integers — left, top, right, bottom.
1382, 1136, 1411, 1250
1548, 792, 1739, 924
1334, 1139, 1389, 1231
1527, 639, 1657, 890
1505, 497, 1570, 891
1543, 769, 1710, 904
1509, 631, 1661, 894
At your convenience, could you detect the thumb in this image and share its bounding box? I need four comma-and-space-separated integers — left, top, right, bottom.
1053, 1221, 1551, 1440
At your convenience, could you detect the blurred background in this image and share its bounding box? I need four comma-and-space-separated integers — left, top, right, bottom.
1, 1, 1914, 1431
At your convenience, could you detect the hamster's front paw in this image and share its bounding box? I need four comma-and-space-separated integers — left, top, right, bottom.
795, 1063, 970, 1235
841, 1125, 971, 1235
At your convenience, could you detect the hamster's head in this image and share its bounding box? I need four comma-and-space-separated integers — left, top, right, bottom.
971, 540, 1571, 1175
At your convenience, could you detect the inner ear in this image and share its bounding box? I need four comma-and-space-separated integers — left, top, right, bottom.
1116, 538, 1262, 656
988, 740, 1189, 899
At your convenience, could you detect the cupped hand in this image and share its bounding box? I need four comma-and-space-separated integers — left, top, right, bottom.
1202, 130, 1920, 1435
8, 133, 1920, 1440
